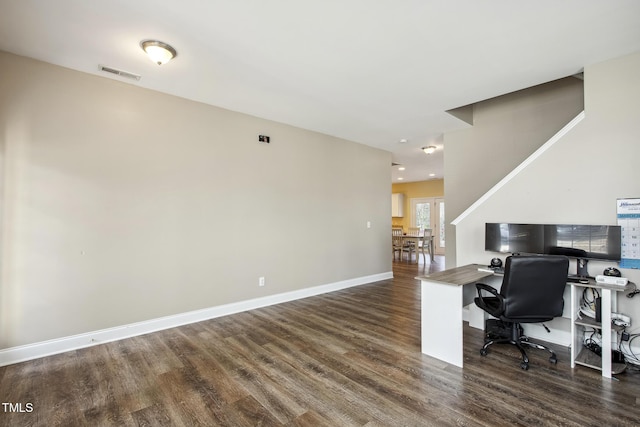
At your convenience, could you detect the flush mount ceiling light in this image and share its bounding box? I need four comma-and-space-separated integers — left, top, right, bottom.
422, 145, 437, 155
140, 40, 177, 65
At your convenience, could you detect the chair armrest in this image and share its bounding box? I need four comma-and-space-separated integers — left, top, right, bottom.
475, 283, 504, 312
476, 282, 499, 296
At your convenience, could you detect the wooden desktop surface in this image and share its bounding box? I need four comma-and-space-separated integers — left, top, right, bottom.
419, 264, 634, 292
416, 264, 491, 287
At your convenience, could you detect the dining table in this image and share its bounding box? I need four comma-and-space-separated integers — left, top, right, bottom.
401, 232, 435, 263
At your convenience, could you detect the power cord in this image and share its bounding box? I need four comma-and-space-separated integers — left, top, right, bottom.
584, 341, 602, 355
584, 329, 602, 356
578, 288, 599, 319
619, 332, 640, 370
626, 281, 639, 298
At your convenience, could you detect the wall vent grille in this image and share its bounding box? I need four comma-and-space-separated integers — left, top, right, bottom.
99, 65, 141, 81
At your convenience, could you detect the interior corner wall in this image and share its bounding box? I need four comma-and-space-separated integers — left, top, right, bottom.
444, 77, 585, 268
453, 51, 640, 334
0, 51, 392, 349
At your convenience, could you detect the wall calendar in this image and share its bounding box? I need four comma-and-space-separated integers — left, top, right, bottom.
618, 198, 640, 269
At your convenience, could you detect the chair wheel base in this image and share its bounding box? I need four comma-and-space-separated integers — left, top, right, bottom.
478, 323, 559, 369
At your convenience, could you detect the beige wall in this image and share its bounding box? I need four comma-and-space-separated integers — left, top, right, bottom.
444, 77, 585, 268
0, 52, 392, 349
391, 179, 444, 229
452, 52, 640, 335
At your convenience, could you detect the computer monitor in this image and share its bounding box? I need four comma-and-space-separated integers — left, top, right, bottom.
544, 224, 621, 277
485, 223, 544, 255
485, 223, 621, 277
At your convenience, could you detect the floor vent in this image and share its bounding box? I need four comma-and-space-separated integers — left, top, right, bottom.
99, 65, 141, 81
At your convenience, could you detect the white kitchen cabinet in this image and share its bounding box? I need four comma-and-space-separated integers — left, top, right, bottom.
392, 193, 404, 217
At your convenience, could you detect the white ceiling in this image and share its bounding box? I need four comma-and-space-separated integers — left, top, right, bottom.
1, 1, 639, 183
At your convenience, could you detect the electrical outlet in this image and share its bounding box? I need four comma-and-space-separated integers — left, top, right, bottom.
259, 277, 265, 287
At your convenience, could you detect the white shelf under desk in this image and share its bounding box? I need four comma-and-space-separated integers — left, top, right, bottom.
570, 279, 632, 378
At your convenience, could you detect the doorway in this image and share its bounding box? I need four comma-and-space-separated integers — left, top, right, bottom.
410, 197, 445, 255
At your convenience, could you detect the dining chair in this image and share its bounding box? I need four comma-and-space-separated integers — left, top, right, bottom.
392, 227, 417, 261
392, 227, 405, 261
404, 227, 422, 263
418, 228, 433, 263
407, 227, 421, 235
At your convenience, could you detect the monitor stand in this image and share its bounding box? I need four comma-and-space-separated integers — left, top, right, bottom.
575, 258, 593, 279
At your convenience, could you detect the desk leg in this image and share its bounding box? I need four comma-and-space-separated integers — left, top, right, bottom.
601, 289, 612, 378
421, 279, 463, 367
570, 285, 579, 369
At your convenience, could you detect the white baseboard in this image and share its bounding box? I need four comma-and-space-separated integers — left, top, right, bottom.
0, 271, 393, 367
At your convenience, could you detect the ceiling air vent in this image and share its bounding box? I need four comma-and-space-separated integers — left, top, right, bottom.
99, 65, 141, 81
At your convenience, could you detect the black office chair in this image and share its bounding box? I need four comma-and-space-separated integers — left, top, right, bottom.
474, 255, 569, 370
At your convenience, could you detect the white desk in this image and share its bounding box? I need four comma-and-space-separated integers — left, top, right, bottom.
417, 264, 492, 368
418, 264, 633, 376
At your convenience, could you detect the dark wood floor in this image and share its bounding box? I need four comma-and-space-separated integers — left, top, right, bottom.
2, 256, 640, 426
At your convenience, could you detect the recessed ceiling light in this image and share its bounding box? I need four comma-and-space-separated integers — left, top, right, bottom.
398, 177, 404, 181
398, 167, 406, 171
422, 145, 437, 155
399, 138, 408, 143
429, 173, 436, 177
